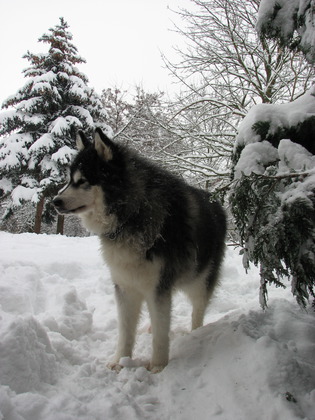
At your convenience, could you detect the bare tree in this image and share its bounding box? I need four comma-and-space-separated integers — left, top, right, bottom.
101, 87, 178, 164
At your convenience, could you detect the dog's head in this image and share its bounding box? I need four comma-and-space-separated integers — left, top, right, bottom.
53, 128, 119, 215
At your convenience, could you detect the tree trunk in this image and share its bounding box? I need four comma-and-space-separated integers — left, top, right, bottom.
56, 214, 65, 235
34, 196, 45, 234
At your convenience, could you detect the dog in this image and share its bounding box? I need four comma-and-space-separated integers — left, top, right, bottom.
53, 128, 226, 372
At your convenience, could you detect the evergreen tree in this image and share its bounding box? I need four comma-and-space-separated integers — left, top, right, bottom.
0, 18, 110, 233
257, 0, 315, 65
230, 2, 315, 308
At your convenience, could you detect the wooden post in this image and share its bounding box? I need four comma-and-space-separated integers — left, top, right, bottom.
34, 196, 45, 234
56, 214, 65, 235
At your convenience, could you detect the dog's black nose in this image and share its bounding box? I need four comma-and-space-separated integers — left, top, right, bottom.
53, 197, 63, 208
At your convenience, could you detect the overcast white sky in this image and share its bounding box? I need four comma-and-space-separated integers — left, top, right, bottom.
0, 0, 191, 106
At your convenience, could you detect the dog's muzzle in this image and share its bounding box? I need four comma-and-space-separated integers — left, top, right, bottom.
53, 196, 87, 214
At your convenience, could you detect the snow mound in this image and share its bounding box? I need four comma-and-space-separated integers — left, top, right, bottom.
162, 299, 315, 420
57, 289, 93, 340
0, 315, 57, 394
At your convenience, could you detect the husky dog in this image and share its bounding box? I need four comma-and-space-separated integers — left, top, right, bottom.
53, 128, 226, 372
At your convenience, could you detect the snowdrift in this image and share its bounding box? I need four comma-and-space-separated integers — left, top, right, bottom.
0, 232, 314, 420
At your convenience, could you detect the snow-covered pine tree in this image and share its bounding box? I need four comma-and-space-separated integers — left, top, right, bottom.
256, 0, 315, 65
230, 1, 315, 308
0, 17, 111, 233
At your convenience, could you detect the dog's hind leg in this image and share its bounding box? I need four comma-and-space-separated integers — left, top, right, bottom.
184, 277, 213, 330
146, 290, 172, 372
113, 285, 143, 364
189, 289, 210, 330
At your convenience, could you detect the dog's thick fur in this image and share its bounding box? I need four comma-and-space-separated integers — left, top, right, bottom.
53, 128, 226, 372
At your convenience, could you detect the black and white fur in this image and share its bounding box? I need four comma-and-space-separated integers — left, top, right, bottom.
53, 128, 226, 372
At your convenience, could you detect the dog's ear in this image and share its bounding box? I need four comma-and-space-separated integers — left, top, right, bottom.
94, 128, 113, 161
76, 131, 89, 151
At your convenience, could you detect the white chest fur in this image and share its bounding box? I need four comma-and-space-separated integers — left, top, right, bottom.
100, 239, 162, 297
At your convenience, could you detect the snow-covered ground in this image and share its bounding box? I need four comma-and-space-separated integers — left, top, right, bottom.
0, 232, 314, 420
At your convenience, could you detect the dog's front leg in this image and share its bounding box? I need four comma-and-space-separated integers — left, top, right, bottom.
113, 285, 143, 365
147, 290, 171, 373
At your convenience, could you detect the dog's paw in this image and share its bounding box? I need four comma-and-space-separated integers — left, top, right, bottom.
106, 361, 122, 372
148, 364, 166, 374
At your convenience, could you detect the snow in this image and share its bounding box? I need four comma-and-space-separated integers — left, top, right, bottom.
235, 86, 315, 150
0, 177, 12, 193
29, 134, 54, 154
31, 82, 53, 95
0, 109, 22, 126
277, 140, 315, 206
0, 232, 314, 420
0, 152, 20, 171
11, 186, 37, 206
257, 0, 315, 63
233, 86, 315, 179
69, 75, 86, 88
51, 146, 76, 165
234, 138, 315, 180
278, 139, 315, 171
234, 140, 278, 178
50, 117, 69, 135
15, 98, 42, 112
257, 0, 299, 40
69, 85, 85, 99
33, 71, 57, 84
71, 106, 94, 126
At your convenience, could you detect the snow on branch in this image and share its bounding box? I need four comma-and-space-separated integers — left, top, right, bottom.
257, 0, 315, 64
235, 86, 315, 150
